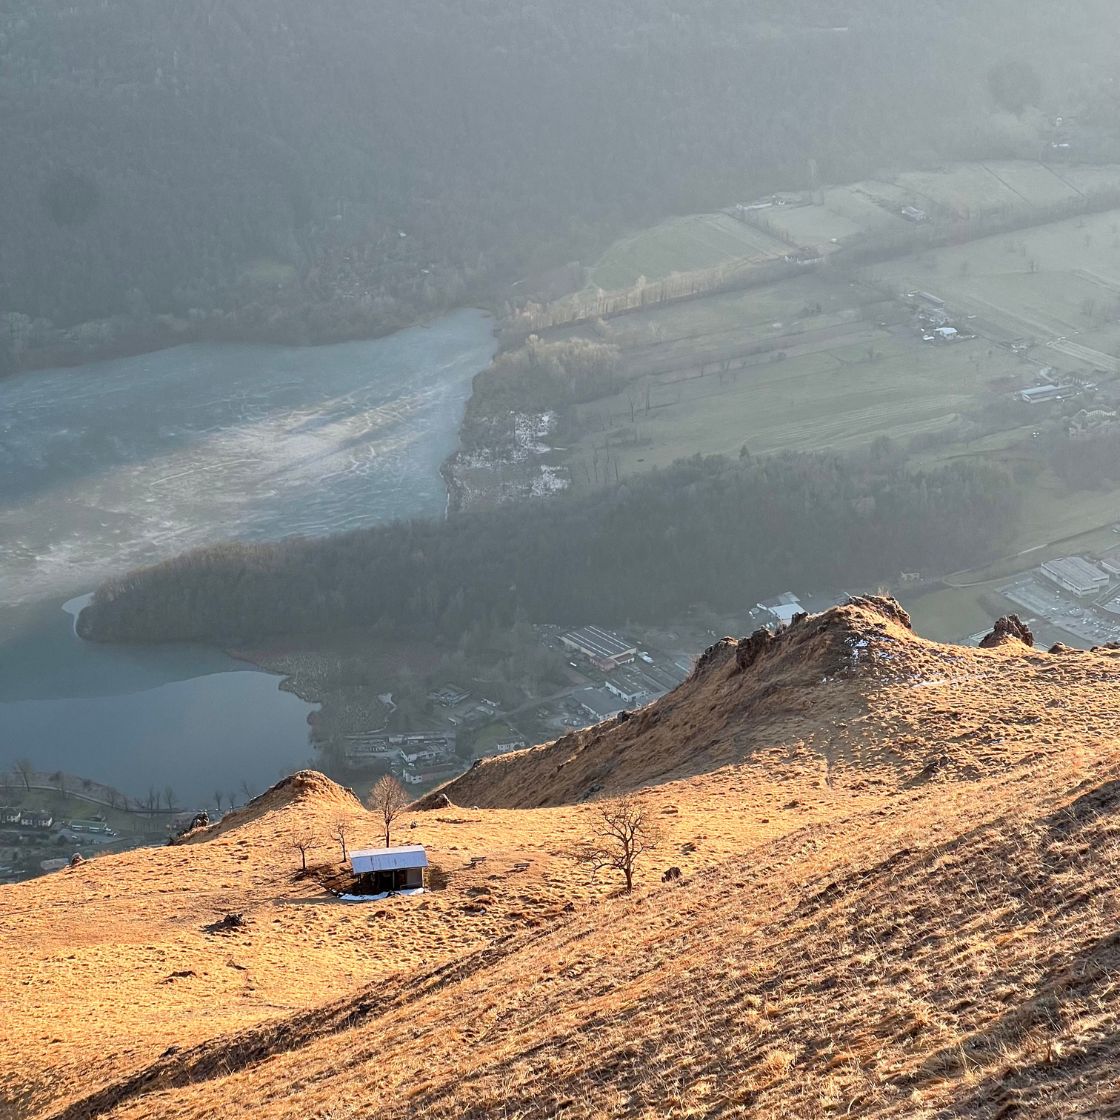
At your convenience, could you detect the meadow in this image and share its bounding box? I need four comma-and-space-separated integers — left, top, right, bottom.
586, 212, 790, 290
566, 301, 1027, 479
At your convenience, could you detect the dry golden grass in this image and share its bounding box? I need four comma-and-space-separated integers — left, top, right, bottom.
8, 598, 1120, 1119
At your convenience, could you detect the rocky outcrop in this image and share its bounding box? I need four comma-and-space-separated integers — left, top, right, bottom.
979, 615, 1034, 649
688, 637, 739, 682
845, 595, 912, 631
734, 628, 777, 674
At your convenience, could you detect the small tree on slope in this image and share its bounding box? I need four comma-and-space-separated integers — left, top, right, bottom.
575, 792, 662, 893
369, 775, 408, 848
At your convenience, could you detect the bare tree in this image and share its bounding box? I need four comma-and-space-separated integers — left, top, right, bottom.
291, 835, 316, 872
369, 775, 408, 848
331, 819, 351, 864
163, 785, 176, 813
15, 758, 33, 792
574, 793, 662, 893
213, 790, 223, 813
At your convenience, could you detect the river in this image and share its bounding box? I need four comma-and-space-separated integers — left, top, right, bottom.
0, 309, 497, 805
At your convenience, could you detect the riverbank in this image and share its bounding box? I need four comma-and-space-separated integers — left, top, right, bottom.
3, 312, 499, 805
5, 297, 497, 376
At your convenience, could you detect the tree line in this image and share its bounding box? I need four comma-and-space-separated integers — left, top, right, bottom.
459, 336, 622, 458
78, 446, 1022, 646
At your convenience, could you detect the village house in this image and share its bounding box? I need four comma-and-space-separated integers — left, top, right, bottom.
603, 664, 671, 707
577, 686, 627, 723
347, 845, 428, 897
345, 731, 455, 769
21, 809, 54, 830
428, 685, 470, 708
1068, 409, 1119, 440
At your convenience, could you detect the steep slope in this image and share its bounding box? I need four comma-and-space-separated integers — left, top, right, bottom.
8, 597, 1120, 1120
40, 741, 1120, 1120
429, 596, 1114, 808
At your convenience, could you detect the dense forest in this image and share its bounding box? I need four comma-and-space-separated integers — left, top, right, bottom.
5, 1, 1119, 366
78, 447, 1021, 646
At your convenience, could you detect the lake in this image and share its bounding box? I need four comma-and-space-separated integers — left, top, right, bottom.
0, 309, 497, 804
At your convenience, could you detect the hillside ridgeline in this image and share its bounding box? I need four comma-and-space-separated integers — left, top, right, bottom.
8, 597, 1120, 1118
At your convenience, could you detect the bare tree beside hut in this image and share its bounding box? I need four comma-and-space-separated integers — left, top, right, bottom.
369, 775, 408, 848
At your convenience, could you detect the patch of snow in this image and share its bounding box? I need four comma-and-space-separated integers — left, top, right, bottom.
337, 887, 425, 903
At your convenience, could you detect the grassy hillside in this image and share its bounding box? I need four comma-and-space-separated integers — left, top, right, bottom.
10, 599, 1120, 1117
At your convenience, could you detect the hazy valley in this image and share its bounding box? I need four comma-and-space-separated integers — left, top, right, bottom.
10, 5, 1120, 1119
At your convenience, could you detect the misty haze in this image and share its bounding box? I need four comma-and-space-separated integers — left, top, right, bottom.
6, 5, 1120, 1119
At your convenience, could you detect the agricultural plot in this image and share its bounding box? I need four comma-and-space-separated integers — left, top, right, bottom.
592, 273, 888, 360
1061, 163, 1120, 196
746, 195, 876, 248
566, 329, 1024, 479
864, 206, 1120, 366
988, 161, 1089, 208
895, 163, 1040, 216
587, 212, 788, 290
904, 587, 1003, 645
750, 162, 1120, 248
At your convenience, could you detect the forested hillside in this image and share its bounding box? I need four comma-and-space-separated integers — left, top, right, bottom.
77, 447, 1020, 644
4, 1, 1117, 365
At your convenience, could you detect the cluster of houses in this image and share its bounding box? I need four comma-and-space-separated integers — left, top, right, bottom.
555, 625, 687, 723
344, 731, 461, 786
1068, 408, 1119, 439
0, 807, 54, 830
1019, 369, 1097, 405
905, 291, 972, 344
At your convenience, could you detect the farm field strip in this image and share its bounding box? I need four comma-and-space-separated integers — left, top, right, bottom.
607, 310, 860, 361
575, 387, 971, 471
1047, 338, 1120, 372
952, 286, 1080, 339
581, 336, 983, 459
624, 319, 881, 380
588, 212, 789, 289
599, 281, 888, 352
1074, 267, 1120, 295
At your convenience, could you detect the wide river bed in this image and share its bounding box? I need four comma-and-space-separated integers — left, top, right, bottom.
0, 309, 496, 804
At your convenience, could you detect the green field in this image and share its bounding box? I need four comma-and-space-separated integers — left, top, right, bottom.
749, 188, 902, 247
568, 321, 1024, 478
587, 212, 789, 290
